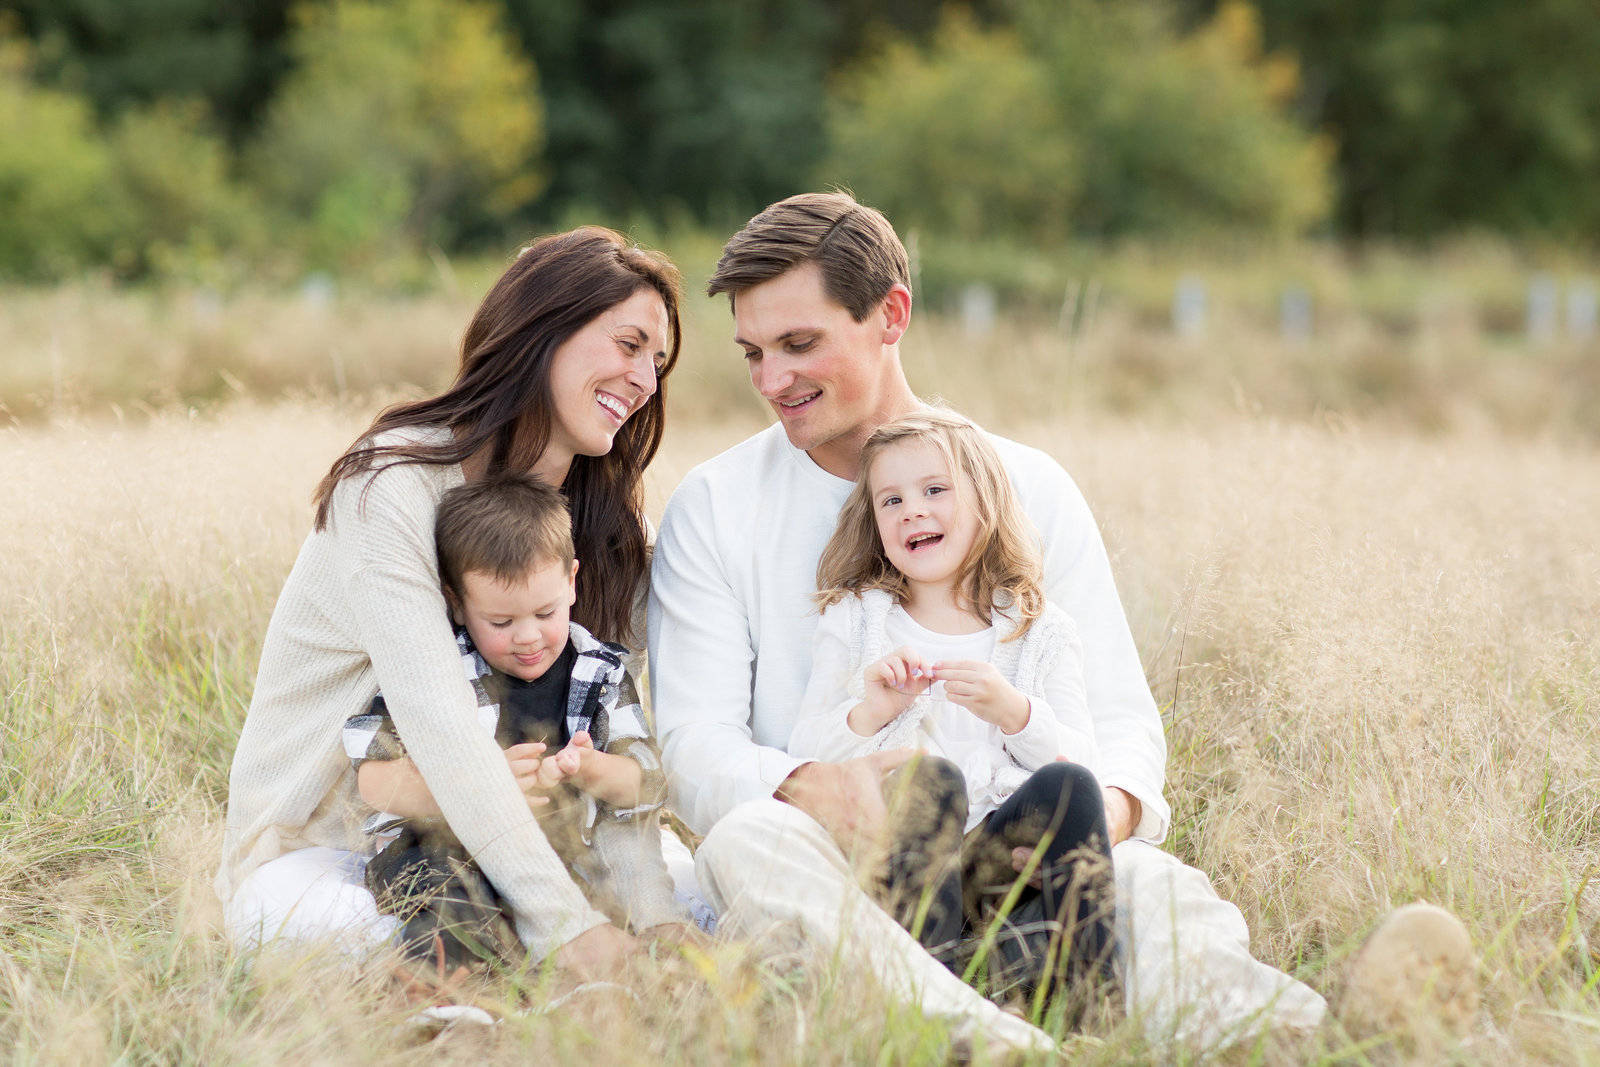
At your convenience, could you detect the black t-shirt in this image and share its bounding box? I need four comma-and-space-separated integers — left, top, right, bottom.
489, 642, 575, 749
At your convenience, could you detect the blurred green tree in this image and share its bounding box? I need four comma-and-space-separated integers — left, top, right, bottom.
106, 100, 265, 274
0, 32, 117, 278
825, 11, 1076, 242
1, 0, 291, 142
248, 0, 543, 261
1251, 0, 1600, 238
824, 0, 1331, 241
498, 0, 830, 221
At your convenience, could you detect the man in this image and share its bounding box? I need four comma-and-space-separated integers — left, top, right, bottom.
648, 192, 1327, 1052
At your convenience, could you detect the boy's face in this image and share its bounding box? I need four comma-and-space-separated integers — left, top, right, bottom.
449, 558, 578, 682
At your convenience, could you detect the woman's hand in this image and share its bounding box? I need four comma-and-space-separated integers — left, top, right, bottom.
849, 645, 933, 736
932, 659, 1030, 734
641, 921, 708, 952
553, 922, 640, 984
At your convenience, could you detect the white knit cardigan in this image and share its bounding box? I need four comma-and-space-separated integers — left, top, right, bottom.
821, 588, 1097, 817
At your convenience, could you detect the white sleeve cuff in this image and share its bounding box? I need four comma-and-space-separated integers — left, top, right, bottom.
1001, 697, 1064, 771
1100, 775, 1171, 844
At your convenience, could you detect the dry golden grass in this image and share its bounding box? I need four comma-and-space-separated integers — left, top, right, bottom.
3, 363, 1598, 1059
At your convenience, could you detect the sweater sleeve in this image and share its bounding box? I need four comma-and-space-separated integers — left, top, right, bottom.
329, 461, 609, 952
786, 604, 874, 762
648, 472, 807, 834
1001, 613, 1100, 774
1012, 445, 1171, 842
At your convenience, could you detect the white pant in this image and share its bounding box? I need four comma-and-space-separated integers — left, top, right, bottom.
1111, 838, 1326, 1047
695, 799, 1325, 1052
223, 846, 399, 957
226, 832, 719, 954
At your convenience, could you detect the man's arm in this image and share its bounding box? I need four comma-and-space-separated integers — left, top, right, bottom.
648, 473, 809, 834
1010, 443, 1171, 842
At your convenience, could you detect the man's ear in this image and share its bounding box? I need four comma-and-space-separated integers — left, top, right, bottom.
879, 283, 912, 345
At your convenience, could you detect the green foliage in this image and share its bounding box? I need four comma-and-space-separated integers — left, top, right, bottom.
105, 100, 265, 275
1254, 0, 1600, 239
0, 34, 117, 278
824, 0, 1332, 242
249, 0, 543, 263
4, 0, 292, 142
825, 12, 1075, 242
500, 0, 834, 221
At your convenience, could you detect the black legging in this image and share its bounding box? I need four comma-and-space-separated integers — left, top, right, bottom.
877, 756, 1118, 1005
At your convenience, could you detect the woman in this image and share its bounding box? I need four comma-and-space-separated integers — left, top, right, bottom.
216, 227, 682, 983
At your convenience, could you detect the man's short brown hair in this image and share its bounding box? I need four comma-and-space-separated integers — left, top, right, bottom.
435, 471, 574, 598
706, 191, 911, 322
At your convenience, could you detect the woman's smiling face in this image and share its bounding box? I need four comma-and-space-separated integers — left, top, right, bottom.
539, 287, 671, 484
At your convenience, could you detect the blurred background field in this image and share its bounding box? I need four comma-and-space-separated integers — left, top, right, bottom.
3, 0, 1600, 1062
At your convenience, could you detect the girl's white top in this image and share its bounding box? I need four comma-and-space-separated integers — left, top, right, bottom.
788, 590, 1099, 831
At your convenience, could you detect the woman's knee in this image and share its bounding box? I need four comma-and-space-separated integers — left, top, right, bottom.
226, 847, 396, 954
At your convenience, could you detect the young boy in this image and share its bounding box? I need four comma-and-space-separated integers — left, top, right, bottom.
343, 471, 687, 972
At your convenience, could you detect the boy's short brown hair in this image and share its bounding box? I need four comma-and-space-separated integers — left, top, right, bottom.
706, 191, 911, 322
435, 471, 574, 598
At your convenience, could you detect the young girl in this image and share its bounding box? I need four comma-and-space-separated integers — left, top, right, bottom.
787, 407, 1116, 1007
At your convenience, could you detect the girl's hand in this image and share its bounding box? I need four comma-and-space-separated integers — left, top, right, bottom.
932, 659, 1030, 734
851, 645, 933, 735
504, 742, 554, 808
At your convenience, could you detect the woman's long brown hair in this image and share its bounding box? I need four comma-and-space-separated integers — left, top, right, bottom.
311, 226, 682, 646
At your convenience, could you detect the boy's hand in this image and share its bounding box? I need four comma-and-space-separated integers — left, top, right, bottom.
932, 660, 1030, 734
850, 645, 933, 735
504, 742, 554, 809
536, 731, 593, 789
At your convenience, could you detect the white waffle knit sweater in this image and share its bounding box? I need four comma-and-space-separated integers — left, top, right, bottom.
217, 427, 623, 955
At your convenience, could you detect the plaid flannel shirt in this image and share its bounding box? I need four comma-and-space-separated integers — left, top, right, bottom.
343, 621, 665, 840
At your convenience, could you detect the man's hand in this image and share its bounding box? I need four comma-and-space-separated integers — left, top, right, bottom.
1103, 785, 1142, 846
775, 751, 915, 855
931, 659, 1030, 734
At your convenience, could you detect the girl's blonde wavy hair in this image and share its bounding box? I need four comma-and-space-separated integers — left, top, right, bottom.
814, 407, 1046, 640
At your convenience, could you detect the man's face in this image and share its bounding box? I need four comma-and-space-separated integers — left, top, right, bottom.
732, 262, 906, 479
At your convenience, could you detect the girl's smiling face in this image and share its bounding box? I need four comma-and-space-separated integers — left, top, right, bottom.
869, 438, 981, 596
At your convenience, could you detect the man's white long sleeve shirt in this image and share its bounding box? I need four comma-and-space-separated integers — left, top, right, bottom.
648, 423, 1169, 841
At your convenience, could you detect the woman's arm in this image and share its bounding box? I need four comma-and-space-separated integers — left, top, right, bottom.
330, 458, 608, 953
